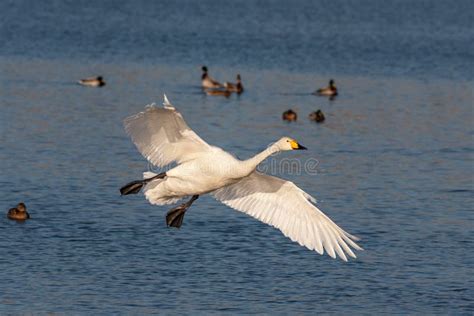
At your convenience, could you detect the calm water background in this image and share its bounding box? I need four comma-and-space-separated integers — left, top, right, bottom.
1, 0, 473, 314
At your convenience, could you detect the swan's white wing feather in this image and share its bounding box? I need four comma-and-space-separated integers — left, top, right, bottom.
124, 96, 211, 167
212, 172, 362, 261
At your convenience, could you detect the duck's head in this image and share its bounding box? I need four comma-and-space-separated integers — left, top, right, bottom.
17, 202, 26, 212
237, 74, 241, 81
202, 66, 208, 73
97, 76, 103, 81
309, 110, 325, 122
329, 79, 335, 87
282, 109, 297, 121
276, 137, 307, 151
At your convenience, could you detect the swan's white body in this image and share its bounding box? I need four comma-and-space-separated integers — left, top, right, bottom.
124, 95, 362, 261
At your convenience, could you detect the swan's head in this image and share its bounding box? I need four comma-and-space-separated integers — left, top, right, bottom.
276, 137, 307, 151
16, 202, 26, 212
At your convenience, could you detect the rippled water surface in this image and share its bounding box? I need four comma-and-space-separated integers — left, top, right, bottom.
1, 0, 473, 314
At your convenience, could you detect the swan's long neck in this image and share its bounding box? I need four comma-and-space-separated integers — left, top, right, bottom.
243, 143, 280, 172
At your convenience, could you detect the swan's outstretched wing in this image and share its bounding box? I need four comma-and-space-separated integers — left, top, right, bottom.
124, 95, 212, 167
212, 172, 362, 261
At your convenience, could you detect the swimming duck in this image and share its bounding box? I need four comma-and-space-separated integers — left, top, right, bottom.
7, 203, 30, 221
224, 74, 244, 94
282, 109, 297, 122
201, 66, 223, 89
78, 76, 106, 87
205, 89, 231, 98
309, 110, 325, 123
314, 79, 337, 97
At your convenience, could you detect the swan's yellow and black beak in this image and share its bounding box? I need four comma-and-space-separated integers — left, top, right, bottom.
290, 140, 307, 150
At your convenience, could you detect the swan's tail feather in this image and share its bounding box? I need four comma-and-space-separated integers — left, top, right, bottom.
143, 171, 158, 179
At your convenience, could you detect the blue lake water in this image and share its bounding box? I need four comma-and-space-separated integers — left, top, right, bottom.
1, 0, 473, 314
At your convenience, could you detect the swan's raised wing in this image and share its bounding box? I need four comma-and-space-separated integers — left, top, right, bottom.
124, 95, 212, 167
212, 172, 362, 261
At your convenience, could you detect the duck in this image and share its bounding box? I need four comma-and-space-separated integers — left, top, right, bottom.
314, 79, 337, 97
201, 66, 223, 89
78, 76, 106, 87
119, 95, 362, 261
309, 110, 325, 123
7, 202, 30, 221
205, 89, 231, 98
224, 74, 244, 94
282, 109, 297, 122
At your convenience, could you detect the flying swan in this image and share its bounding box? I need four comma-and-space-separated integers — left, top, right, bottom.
120, 95, 362, 261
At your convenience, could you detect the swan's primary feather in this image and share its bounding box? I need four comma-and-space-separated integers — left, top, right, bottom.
212, 172, 362, 261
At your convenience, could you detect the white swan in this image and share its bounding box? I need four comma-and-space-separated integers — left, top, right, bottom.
120, 95, 362, 261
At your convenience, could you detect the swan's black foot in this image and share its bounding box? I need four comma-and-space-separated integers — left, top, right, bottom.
166, 195, 199, 228
120, 180, 145, 195
120, 172, 166, 196
166, 205, 188, 228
